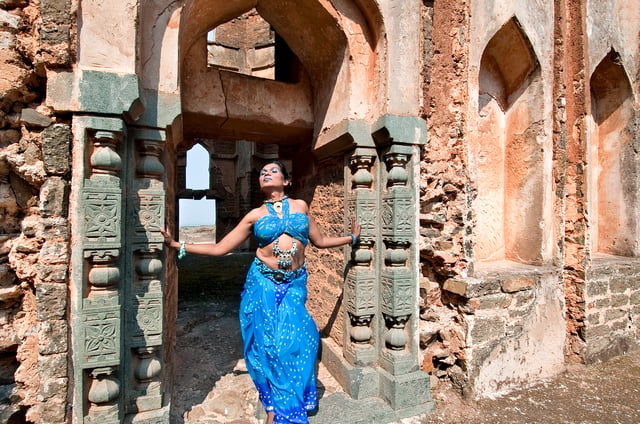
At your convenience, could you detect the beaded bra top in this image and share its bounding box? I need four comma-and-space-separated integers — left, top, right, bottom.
253, 197, 309, 248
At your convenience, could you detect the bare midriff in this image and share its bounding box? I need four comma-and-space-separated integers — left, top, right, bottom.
255, 233, 306, 271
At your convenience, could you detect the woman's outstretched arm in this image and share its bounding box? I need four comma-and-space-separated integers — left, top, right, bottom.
160, 209, 257, 256
308, 213, 361, 249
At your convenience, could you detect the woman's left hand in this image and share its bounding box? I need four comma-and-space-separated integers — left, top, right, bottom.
350, 216, 361, 239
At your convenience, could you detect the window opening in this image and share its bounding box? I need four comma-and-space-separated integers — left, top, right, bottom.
179, 143, 216, 244
206, 8, 300, 83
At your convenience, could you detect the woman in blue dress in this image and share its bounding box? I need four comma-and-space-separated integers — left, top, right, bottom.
161, 160, 360, 424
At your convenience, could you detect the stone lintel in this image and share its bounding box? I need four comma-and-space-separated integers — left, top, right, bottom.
314, 119, 372, 160
378, 366, 433, 411
320, 338, 379, 400
47, 69, 142, 118
371, 114, 427, 148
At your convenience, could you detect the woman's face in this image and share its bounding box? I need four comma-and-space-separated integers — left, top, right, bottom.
259, 163, 289, 188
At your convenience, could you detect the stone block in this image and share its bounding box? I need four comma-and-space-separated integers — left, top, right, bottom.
40, 0, 72, 25
472, 293, 511, 310
42, 124, 71, 175
0, 8, 20, 31
511, 289, 535, 308
38, 353, 67, 378
36, 264, 67, 283
502, 276, 535, 293
442, 278, 467, 296
20, 108, 52, 128
469, 316, 505, 344
0, 262, 16, 286
585, 312, 601, 326
609, 277, 630, 294
586, 280, 609, 298
30, 395, 67, 424
589, 297, 610, 309
39, 176, 68, 217
464, 278, 502, 298
39, 239, 68, 264
37, 217, 69, 239
378, 367, 432, 411
610, 294, 629, 308
38, 320, 68, 355
584, 324, 611, 340
36, 282, 67, 320
39, 376, 67, 400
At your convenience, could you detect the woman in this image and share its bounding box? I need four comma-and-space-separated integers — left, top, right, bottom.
161, 160, 360, 424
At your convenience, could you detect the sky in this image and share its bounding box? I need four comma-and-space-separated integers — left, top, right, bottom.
179, 144, 216, 227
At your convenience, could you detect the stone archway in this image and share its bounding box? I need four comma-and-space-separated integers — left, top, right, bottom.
62, 1, 432, 422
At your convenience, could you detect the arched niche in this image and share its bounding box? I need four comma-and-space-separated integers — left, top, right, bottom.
473, 16, 547, 266
178, 0, 383, 149
589, 48, 637, 256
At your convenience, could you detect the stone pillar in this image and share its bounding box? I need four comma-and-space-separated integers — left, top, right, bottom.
71, 117, 127, 424
70, 119, 169, 424
320, 116, 433, 414
372, 115, 431, 410
122, 129, 168, 422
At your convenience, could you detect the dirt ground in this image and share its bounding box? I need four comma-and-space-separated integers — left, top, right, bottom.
172, 253, 640, 424
172, 295, 640, 424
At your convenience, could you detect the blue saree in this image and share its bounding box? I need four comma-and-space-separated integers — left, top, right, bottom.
240, 199, 319, 424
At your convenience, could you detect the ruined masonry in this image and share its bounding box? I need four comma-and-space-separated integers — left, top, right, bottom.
0, 1, 638, 423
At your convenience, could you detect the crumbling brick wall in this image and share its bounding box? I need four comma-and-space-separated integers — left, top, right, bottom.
0, 0, 74, 422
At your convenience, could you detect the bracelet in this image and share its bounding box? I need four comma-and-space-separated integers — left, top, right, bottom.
178, 241, 187, 259
350, 233, 358, 246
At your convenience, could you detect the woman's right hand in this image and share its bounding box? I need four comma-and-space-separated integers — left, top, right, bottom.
159, 228, 178, 249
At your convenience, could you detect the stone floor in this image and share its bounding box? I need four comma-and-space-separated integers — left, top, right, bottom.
171, 298, 640, 424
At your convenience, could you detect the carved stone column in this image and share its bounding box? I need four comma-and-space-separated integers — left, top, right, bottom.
372, 115, 432, 411
71, 117, 126, 424
123, 129, 167, 421
70, 119, 169, 424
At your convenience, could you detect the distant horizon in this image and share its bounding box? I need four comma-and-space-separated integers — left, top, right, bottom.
179, 144, 216, 227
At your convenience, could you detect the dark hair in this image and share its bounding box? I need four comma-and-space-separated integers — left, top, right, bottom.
263, 160, 290, 180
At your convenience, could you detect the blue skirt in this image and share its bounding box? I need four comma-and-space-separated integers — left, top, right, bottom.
239, 258, 319, 424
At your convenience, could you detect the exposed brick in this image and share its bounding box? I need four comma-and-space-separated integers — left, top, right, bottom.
443, 278, 467, 296
502, 276, 535, 293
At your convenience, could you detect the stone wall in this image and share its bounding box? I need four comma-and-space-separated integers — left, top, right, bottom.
0, 0, 73, 422
585, 257, 640, 363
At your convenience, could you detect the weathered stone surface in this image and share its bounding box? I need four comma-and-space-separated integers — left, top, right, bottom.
442, 278, 467, 297
41, 124, 70, 174
20, 108, 52, 128
468, 316, 506, 345
35, 264, 67, 283
38, 239, 67, 264
38, 352, 67, 378
35, 282, 66, 320
39, 176, 68, 217
0, 8, 20, 30
501, 276, 535, 293
38, 320, 67, 355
